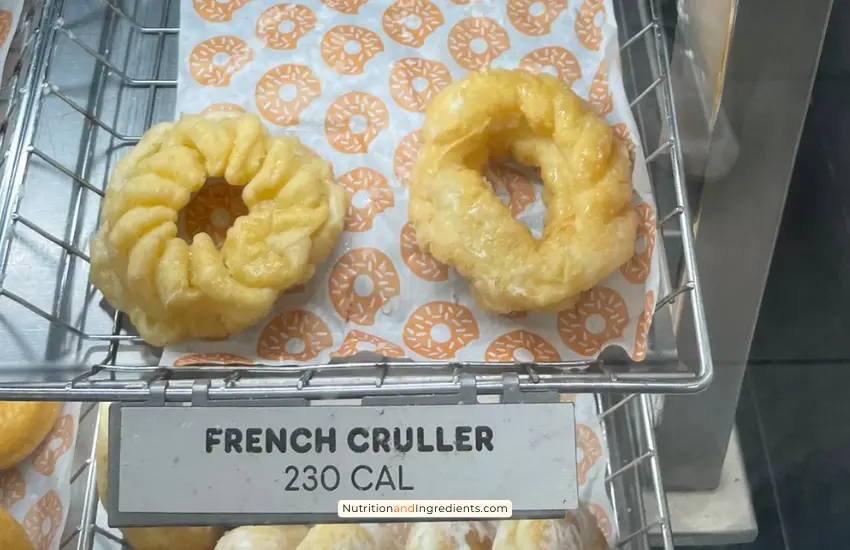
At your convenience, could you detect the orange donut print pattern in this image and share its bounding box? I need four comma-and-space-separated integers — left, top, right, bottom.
557, 287, 629, 356
403, 301, 479, 359
448, 18, 510, 71
507, 0, 567, 37
255, 64, 321, 126
576, 424, 603, 486
621, 203, 656, 284
321, 26, 384, 76
189, 36, 254, 87
575, 0, 606, 51
339, 168, 395, 232
257, 310, 333, 362
325, 92, 389, 154
0, 467, 26, 509
201, 102, 246, 116
383, 0, 445, 48
183, 181, 249, 248
256, 4, 316, 51
484, 163, 536, 218
193, 0, 251, 23
331, 330, 406, 358
485, 330, 561, 362
389, 58, 452, 113
613, 122, 637, 164
322, 0, 368, 14
173, 353, 254, 366
23, 490, 62, 550
329, 248, 400, 325
32, 414, 74, 476
393, 131, 423, 186
633, 290, 655, 361
587, 502, 613, 539
520, 46, 582, 87
589, 61, 614, 117
400, 222, 448, 282
0, 11, 12, 46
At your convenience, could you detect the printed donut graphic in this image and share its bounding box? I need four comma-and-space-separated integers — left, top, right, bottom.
331, 331, 406, 358
613, 122, 637, 165
339, 168, 394, 232
403, 301, 479, 359
589, 61, 613, 117
485, 330, 561, 362
576, 424, 603, 486
557, 287, 629, 356
183, 180, 248, 248
32, 414, 74, 476
389, 58, 452, 113
321, 26, 384, 76
193, 0, 251, 23
520, 46, 582, 87
400, 222, 448, 282
507, 0, 567, 36
201, 102, 246, 116
257, 310, 333, 362
322, 0, 368, 14
620, 203, 656, 284
383, 0, 445, 48
0, 11, 12, 46
633, 290, 655, 361
393, 131, 423, 186
329, 248, 401, 325
23, 490, 63, 550
325, 92, 389, 154
448, 18, 510, 71
173, 353, 254, 366
0, 467, 26, 509
256, 4, 316, 51
587, 502, 613, 540
484, 163, 536, 218
189, 36, 254, 87
255, 64, 321, 126
575, 0, 606, 51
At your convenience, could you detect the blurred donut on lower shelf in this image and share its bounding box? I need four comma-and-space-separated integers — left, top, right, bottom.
0, 401, 62, 469
0, 507, 34, 550
492, 505, 608, 550
216, 525, 310, 549
405, 522, 496, 550
297, 523, 409, 550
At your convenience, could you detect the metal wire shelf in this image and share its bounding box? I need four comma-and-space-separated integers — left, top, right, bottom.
0, 0, 712, 401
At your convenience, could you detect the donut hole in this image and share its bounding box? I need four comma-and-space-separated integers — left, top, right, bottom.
42, 517, 52, 536
278, 19, 296, 34
470, 38, 489, 55
412, 76, 430, 93
635, 233, 648, 254
278, 84, 298, 102
513, 348, 534, 362
212, 52, 230, 66
594, 9, 606, 27
540, 65, 559, 78
483, 160, 544, 239
404, 15, 423, 30
430, 323, 452, 343
354, 340, 375, 352
585, 313, 607, 335
180, 178, 249, 249
353, 275, 374, 297
285, 337, 306, 355
351, 189, 372, 208
349, 115, 368, 134
344, 40, 362, 55
529, 2, 546, 16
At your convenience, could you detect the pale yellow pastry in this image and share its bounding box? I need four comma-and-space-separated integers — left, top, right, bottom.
492, 506, 608, 550
405, 522, 496, 550
296, 524, 409, 550
409, 69, 638, 314
0, 401, 61, 469
89, 112, 346, 346
0, 507, 34, 550
215, 526, 310, 550
95, 403, 224, 550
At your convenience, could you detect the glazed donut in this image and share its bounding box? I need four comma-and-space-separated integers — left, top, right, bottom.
297, 524, 409, 550
325, 92, 390, 155
485, 330, 561, 362
447, 18, 510, 71
389, 58, 452, 113
182, 179, 249, 248
0, 466, 26, 508
255, 64, 322, 126
393, 131, 423, 187
576, 424, 603, 486
257, 310, 334, 362
0, 402, 61, 469
633, 290, 655, 361
557, 287, 629, 356
331, 330, 406, 358
493, 505, 608, 550
256, 4, 316, 51
0, 507, 33, 550
329, 247, 401, 325
589, 62, 613, 117
338, 168, 395, 232
193, 0, 250, 22
507, 0, 567, 37
409, 70, 638, 314
520, 46, 582, 87
383, 0, 445, 48
95, 404, 224, 550
403, 301, 479, 359
484, 163, 535, 218
405, 522, 496, 550
322, 0, 368, 14
321, 26, 384, 76
173, 353, 254, 366
31, 413, 73, 476
201, 103, 246, 116
215, 526, 309, 550
620, 203, 656, 283
189, 36, 254, 87
89, 113, 346, 346
575, 0, 606, 51
400, 221, 448, 282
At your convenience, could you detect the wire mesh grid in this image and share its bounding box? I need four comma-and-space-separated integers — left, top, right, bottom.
0, 0, 711, 400
57, 394, 674, 549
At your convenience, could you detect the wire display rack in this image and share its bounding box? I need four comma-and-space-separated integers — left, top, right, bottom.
0, 0, 712, 401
